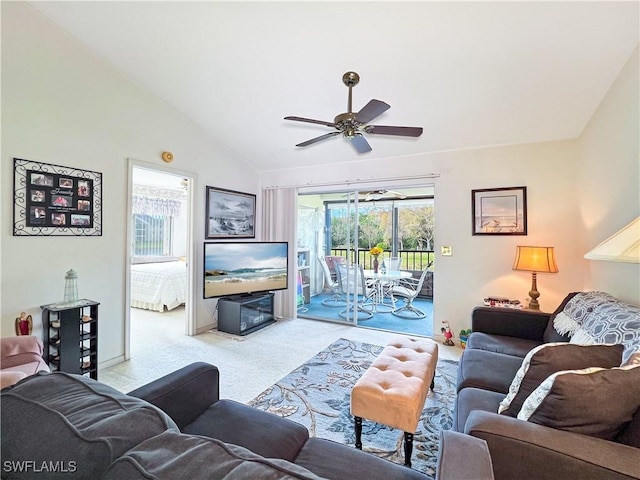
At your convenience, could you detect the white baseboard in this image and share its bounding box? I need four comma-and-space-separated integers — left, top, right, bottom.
98, 355, 125, 369
196, 324, 215, 335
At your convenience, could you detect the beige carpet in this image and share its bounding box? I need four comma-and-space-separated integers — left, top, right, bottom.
100, 314, 462, 403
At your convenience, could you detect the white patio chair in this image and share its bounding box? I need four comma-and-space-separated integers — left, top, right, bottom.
318, 256, 346, 307
389, 262, 432, 318
336, 263, 375, 320
379, 256, 403, 306
387, 257, 402, 271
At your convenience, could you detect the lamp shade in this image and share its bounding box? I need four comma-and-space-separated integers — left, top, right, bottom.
513, 246, 559, 273
584, 217, 640, 263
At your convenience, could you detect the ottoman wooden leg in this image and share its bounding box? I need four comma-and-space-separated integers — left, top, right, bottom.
430, 372, 435, 391
354, 416, 363, 450
403, 431, 413, 467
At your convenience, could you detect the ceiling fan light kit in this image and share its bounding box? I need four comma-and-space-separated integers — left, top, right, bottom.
285, 71, 423, 153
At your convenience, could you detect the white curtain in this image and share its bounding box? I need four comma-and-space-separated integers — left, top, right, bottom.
262, 187, 297, 319
132, 195, 182, 217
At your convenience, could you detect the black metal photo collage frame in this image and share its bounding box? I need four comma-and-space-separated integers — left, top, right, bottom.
13, 158, 102, 236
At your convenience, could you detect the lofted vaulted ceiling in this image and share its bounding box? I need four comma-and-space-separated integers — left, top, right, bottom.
27, 1, 639, 172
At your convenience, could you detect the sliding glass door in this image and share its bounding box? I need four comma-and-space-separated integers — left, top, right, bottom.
296, 186, 435, 335
296, 190, 360, 325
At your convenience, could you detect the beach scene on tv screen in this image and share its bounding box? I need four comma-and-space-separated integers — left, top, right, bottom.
204, 243, 288, 297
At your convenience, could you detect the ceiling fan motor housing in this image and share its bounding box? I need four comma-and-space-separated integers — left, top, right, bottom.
334, 112, 359, 138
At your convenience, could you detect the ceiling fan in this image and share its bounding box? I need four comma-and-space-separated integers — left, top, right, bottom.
360, 189, 407, 201
343, 189, 408, 201
284, 71, 423, 153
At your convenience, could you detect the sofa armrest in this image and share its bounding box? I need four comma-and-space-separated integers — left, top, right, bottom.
436, 430, 494, 480
471, 307, 552, 341
128, 362, 220, 429
465, 410, 640, 480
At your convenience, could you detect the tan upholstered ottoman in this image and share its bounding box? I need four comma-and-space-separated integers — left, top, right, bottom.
350, 336, 438, 467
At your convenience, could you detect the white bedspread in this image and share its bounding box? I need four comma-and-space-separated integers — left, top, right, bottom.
130, 261, 187, 312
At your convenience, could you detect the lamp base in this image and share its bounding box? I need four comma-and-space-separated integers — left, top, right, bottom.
528, 272, 540, 310
527, 298, 540, 310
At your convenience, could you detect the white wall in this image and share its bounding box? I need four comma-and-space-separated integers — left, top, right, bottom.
263, 140, 583, 337
577, 46, 640, 305
1, 2, 260, 365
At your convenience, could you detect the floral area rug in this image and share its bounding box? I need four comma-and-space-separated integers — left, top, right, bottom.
247, 338, 458, 479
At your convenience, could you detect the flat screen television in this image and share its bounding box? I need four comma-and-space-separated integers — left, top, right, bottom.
203, 241, 289, 298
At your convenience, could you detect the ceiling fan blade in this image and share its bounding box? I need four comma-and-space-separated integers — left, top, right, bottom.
386, 190, 408, 199
364, 125, 423, 137
284, 116, 336, 128
295, 131, 341, 147
355, 99, 390, 124
350, 134, 372, 154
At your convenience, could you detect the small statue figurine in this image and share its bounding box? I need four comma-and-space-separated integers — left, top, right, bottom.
15, 312, 33, 336
440, 321, 454, 346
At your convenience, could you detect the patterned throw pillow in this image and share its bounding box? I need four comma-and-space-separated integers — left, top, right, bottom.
553, 292, 640, 365
517, 365, 640, 440
581, 302, 640, 365
553, 291, 618, 336
498, 343, 624, 417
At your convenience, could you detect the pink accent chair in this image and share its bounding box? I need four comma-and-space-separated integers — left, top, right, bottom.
0, 336, 50, 389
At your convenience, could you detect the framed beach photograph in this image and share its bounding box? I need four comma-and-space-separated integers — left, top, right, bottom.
472, 186, 527, 235
205, 186, 256, 238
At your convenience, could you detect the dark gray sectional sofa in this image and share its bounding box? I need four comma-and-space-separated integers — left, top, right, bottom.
454, 293, 640, 480
1, 361, 495, 480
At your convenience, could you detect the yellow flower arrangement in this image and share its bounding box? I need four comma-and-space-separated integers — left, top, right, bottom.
369, 246, 383, 257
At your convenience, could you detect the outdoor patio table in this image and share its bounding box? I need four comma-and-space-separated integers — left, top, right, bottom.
363, 270, 412, 312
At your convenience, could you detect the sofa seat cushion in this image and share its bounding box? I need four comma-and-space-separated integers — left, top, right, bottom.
466, 333, 542, 358
453, 387, 505, 432
293, 437, 429, 480
103, 430, 327, 480
457, 349, 524, 394
1, 371, 177, 480
498, 343, 624, 417
182, 399, 309, 462
518, 365, 640, 440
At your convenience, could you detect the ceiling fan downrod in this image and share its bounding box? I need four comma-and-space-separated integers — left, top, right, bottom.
342, 71, 360, 114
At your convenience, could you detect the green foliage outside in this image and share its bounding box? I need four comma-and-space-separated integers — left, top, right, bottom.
329, 203, 435, 270
330, 204, 434, 251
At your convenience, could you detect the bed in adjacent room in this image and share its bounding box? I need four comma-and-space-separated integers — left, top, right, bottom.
130, 257, 187, 312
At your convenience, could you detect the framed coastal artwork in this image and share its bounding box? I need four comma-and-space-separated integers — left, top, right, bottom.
472, 186, 527, 235
13, 158, 102, 236
205, 186, 256, 239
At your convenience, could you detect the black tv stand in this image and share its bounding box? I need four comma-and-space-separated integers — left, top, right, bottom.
217, 292, 275, 336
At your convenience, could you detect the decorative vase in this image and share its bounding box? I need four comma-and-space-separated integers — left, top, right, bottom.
373, 257, 379, 273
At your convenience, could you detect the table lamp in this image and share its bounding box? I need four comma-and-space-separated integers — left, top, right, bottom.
513, 246, 558, 310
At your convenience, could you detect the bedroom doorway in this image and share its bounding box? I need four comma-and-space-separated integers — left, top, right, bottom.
125, 161, 196, 360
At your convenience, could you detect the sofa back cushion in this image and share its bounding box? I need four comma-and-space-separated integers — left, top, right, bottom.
498, 343, 624, 417
517, 365, 640, 441
1, 372, 177, 480
102, 430, 327, 480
